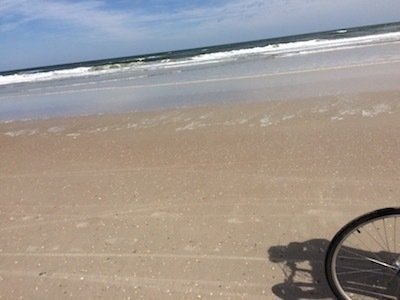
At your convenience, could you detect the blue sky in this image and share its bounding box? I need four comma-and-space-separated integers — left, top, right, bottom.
0, 0, 399, 71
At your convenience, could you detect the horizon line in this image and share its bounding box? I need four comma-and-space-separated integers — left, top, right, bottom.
1, 20, 399, 74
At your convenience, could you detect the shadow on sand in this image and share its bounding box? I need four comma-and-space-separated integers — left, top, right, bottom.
269, 238, 400, 299
268, 239, 334, 299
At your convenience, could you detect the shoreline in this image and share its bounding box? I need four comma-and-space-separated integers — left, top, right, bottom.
2, 90, 400, 177
2, 41, 400, 122
1, 88, 399, 127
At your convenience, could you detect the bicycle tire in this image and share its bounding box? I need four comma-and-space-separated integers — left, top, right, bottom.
325, 207, 400, 300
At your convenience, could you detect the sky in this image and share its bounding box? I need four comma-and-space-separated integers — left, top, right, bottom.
0, 0, 400, 71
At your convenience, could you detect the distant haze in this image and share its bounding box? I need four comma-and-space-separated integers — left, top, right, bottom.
1, 0, 400, 71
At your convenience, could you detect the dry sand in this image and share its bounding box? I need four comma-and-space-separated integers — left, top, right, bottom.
1, 90, 400, 299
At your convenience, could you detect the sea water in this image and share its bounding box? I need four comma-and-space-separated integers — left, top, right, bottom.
1, 22, 400, 121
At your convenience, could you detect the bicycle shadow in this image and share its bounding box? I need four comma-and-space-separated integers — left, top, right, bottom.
268, 239, 334, 299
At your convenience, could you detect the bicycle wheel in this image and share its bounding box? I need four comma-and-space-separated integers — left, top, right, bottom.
325, 207, 400, 300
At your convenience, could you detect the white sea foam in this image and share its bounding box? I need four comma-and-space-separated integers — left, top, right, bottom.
4, 129, 39, 137
192, 32, 400, 62
47, 126, 66, 133
362, 104, 391, 117
0, 67, 93, 85
259, 115, 272, 127
1, 31, 400, 86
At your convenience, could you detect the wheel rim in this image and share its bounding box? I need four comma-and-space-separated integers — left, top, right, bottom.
330, 213, 400, 299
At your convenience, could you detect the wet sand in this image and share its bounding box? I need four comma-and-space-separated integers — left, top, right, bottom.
1, 90, 400, 299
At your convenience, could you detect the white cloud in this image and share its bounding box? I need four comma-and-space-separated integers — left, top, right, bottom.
0, 0, 138, 37
2, 0, 399, 40
0, 0, 312, 36
148, 0, 400, 44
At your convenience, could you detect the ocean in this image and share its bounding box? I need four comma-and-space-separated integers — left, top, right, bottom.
1, 22, 400, 121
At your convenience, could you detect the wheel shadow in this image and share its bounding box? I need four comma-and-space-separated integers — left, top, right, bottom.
268, 239, 334, 299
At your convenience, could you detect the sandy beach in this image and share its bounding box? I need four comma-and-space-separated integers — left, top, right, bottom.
1, 81, 400, 299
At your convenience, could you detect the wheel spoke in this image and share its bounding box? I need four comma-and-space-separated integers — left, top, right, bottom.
326, 209, 400, 300
383, 218, 391, 253
337, 266, 393, 276
394, 216, 397, 254
345, 228, 391, 266
339, 247, 397, 273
